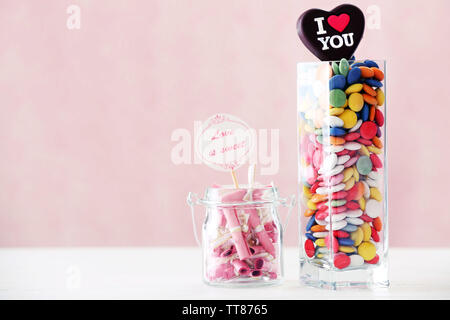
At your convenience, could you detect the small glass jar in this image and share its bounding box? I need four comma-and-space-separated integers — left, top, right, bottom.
297, 60, 389, 289
187, 185, 294, 287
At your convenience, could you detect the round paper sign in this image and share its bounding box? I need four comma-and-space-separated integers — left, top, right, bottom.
196, 114, 254, 172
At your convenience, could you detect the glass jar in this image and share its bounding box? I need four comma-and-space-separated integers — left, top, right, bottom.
297, 60, 389, 289
187, 185, 295, 287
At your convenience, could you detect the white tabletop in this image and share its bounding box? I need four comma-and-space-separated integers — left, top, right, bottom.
0, 247, 449, 299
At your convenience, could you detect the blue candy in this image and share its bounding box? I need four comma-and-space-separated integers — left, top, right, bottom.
362, 104, 370, 121
330, 127, 346, 137
365, 79, 383, 87
347, 67, 361, 85
338, 238, 355, 246
364, 60, 379, 68
342, 224, 358, 232
306, 215, 316, 232
376, 127, 382, 138
351, 62, 367, 68
305, 233, 317, 241
356, 111, 362, 120
329, 75, 346, 90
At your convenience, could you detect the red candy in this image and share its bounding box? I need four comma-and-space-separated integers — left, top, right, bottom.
334, 253, 351, 269
360, 214, 373, 222
345, 201, 360, 210
336, 150, 350, 156
370, 154, 383, 169
331, 191, 348, 200
345, 132, 360, 141
325, 235, 339, 253
371, 226, 380, 242
333, 231, 349, 238
366, 254, 379, 265
316, 210, 328, 220
305, 239, 315, 258
360, 121, 378, 140
357, 138, 373, 146
375, 109, 384, 127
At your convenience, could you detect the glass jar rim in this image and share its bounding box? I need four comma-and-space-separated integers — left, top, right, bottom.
198, 185, 281, 207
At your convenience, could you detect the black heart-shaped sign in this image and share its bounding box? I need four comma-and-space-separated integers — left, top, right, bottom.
296, 4, 365, 61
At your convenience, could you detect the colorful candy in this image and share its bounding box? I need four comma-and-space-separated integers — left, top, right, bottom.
299, 58, 385, 270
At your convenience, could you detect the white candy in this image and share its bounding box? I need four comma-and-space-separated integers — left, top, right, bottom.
315, 218, 327, 226
344, 142, 362, 151
365, 199, 382, 218
323, 145, 344, 153
366, 178, 378, 188
345, 209, 363, 218
368, 171, 379, 180
326, 165, 345, 177
325, 213, 347, 222
362, 181, 371, 199
349, 119, 363, 133
346, 217, 364, 225
324, 116, 344, 128
325, 219, 347, 231
319, 154, 338, 174
312, 232, 329, 238
316, 182, 345, 195
349, 254, 365, 267
337, 155, 350, 165
317, 247, 329, 254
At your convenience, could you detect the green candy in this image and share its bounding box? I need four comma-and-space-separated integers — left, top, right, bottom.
316, 135, 323, 145
339, 58, 350, 77
356, 156, 373, 175
331, 199, 347, 207
329, 89, 346, 107
332, 61, 340, 75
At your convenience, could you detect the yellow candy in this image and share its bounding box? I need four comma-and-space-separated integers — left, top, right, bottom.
344, 177, 355, 191
315, 239, 326, 247
370, 187, 382, 201
358, 241, 377, 261
339, 246, 356, 253
351, 228, 364, 247
368, 145, 382, 154
361, 223, 372, 242
329, 107, 345, 116
358, 197, 366, 211
345, 83, 363, 94
303, 185, 312, 199
316, 253, 325, 259
376, 88, 385, 106
339, 109, 357, 129
307, 200, 317, 210
359, 145, 370, 157
343, 167, 354, 182
348, 93, 364, 112
352, 165, 359, 182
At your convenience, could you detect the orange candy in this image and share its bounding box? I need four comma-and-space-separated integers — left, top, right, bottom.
363, 83, 377, 97
359, 67, 375, 78
311, 225, 327, 232
371, 67, 385, 81
363, 94, 378, 105
369, 106, 376, 121
304, 209, 316, 217
373, 217, 383, 232
330, 136, 346, 145
372, 136, 383, 148
311, 194, 328, 203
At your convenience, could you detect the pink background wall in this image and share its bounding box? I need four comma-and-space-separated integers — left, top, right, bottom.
0, 0, 449, 247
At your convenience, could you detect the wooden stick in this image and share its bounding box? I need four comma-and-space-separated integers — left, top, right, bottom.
231, 169, 239, 189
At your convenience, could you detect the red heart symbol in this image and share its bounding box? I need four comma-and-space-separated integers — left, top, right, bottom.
327, 14, 350, 32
